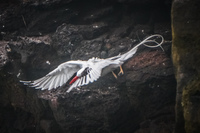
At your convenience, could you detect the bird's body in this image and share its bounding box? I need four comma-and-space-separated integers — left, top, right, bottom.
21, 34, 164, 92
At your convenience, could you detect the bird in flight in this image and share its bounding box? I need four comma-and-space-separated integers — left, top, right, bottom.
20, 34, 164, 93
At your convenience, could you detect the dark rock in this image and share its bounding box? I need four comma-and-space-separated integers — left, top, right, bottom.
83, 6, 114, 23
71, 37, 104, 60
80, 22, 108, 40
172, 0, 200, 133
100, 51, 107, 58
52, 22, 107, 58
2, 35, 60, 80
0, 0, 175, 133
51, 24, 83, 57
0, 41, 9, 67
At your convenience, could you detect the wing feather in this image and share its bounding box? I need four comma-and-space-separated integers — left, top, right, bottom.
34, 77, 49, 89
66, 59, 116, 92
83, 76, 86, 85
21, 61, 85, 90
90, 71, 96, 82
59, 74, 64, 87
85, 75, 90, 85
53, 76, 59, 89
48, 76, 57, 90
73, 79, 79, 88
63, 74, 67, 83
77, 78, 82, 87
80, 76, 84, 85
32, 77, 47, 88
88, 74, 92, 82
42, 77, 52, 90
66, 65, 103, 92
38, 76, 51, 89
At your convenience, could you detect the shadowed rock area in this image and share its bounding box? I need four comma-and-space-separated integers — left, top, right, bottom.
172, 0, 200, 133
0, 0, 176, 133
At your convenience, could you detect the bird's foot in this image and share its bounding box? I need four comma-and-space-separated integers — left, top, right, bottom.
118, 66, 124, 76
112, 71, 118, 79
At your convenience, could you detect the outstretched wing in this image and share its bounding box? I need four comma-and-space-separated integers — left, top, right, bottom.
67, 59, 119, 92
67, 66, 101, 92
20, 60, 85, 90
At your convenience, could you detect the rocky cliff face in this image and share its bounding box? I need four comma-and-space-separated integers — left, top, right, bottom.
0, 0, 175, 133
172, 0, 200, 133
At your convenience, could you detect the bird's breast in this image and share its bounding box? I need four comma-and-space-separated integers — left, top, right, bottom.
101, 64, 120, 76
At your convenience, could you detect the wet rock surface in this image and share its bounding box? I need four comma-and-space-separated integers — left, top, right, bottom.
0, 0, 175, 133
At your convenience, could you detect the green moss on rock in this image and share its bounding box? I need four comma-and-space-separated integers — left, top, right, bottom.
172, 0, 200, 133
183, 77, 200, 133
